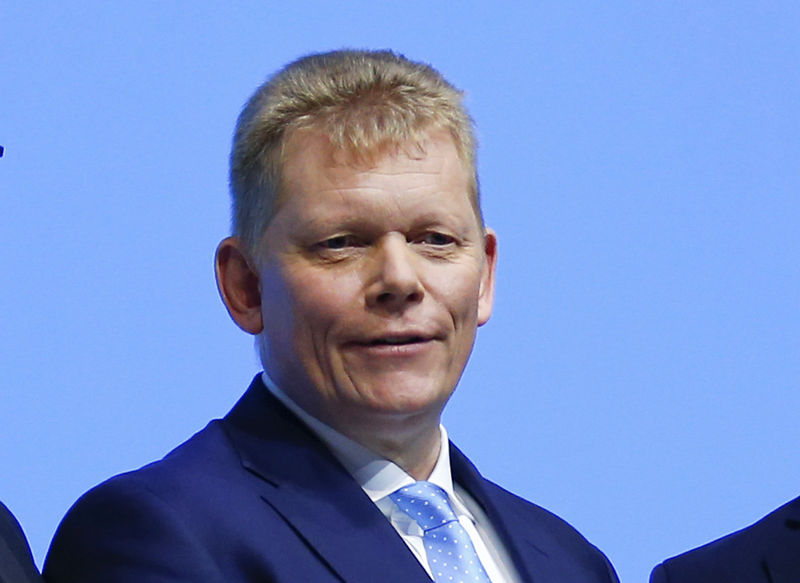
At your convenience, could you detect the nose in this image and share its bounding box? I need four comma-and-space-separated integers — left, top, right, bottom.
365, 234, 424, 311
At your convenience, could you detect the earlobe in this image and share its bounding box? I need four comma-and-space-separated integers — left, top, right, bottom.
477, 228, 497, 326
215, 237, 264, 335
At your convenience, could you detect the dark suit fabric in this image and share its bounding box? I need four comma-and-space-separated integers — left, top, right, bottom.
0, 501, 43, 583
45, 376, 618, 583
651, 496, 800, 583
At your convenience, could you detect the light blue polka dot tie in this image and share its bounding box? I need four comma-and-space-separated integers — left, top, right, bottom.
390, 481, 492, 583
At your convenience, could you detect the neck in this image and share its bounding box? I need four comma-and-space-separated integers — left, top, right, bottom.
346, 420, 442, 480
264, 371, 446, 480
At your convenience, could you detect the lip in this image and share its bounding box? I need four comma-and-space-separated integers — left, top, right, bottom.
343, 330, 442, 356
344, 340, 436, 359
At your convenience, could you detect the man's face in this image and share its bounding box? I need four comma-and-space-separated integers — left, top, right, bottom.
255, 129, 496, 436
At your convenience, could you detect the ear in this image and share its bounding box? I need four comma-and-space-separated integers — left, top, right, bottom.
215, 237, 264, 335
477, 227, 497, 326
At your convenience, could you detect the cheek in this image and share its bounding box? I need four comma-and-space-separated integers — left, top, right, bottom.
433, 268, 484, 322
290, 270, 362, 337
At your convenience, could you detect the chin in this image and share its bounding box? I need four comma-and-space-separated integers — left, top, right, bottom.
352, 378, 453, 417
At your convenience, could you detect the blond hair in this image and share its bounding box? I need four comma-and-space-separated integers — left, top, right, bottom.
229, 49, 480, 254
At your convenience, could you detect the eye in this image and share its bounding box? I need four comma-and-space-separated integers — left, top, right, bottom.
318, 235, 360, 250
418, 232, 455, 246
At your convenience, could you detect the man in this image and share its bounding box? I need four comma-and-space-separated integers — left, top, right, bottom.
45, 49, 618, 583
650, 496, 800, 583
1, 501, 43, 583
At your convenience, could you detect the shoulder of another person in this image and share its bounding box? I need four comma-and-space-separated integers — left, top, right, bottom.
651, 498, 800, 583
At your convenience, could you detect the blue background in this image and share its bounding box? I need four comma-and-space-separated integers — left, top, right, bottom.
2, 3, 799, 581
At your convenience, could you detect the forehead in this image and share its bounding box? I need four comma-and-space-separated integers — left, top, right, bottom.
262, 130, 486, 244
277, 128, 474, 213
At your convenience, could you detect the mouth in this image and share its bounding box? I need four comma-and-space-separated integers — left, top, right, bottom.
345, 331, 439, 350
365, 336, 429, 346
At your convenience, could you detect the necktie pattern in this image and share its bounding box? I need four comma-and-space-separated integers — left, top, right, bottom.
390, 481, 492, 583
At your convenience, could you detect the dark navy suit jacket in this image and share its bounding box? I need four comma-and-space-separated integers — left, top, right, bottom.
651, 496, 800, 583
0, 501, 43, 583
45, 376, 618, 582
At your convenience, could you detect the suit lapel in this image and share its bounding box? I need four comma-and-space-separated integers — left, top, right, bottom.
450, 443, 549, 583
762, 497, 800, 583
222, 377, 431, 583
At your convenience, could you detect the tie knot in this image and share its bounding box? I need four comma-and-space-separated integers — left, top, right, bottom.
390, 481, 458, 531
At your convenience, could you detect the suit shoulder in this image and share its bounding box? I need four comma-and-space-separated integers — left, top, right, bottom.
652, 531, 760, 583
478, 478, 619, 582
59, 419, 245, 520
481, 478, 598, 545
450, 443, 617, 581
0, 500, 32, 561
44, 420, 242, 582
652, 496, 800, 583
0, 501, 42, 582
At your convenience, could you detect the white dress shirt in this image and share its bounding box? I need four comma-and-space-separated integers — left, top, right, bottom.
261, 371, 520, 583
